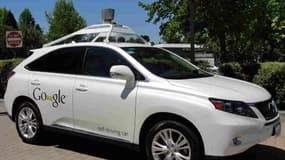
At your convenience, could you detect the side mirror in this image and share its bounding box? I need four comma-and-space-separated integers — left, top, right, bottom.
110, 65, 135, 88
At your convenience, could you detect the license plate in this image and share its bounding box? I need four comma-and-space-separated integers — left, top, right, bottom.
273, 123, 281, 136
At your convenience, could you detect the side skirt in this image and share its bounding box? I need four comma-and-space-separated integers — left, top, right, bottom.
44, 125, 140, 151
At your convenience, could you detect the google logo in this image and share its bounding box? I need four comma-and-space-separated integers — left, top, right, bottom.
32, 87, 66, 108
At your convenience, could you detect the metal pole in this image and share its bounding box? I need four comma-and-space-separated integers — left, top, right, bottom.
189, 0, 195, 63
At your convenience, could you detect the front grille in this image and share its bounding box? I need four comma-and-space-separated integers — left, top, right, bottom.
254, 99, 278, 120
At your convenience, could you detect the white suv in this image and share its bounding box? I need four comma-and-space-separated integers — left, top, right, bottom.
4, 43, 280, 160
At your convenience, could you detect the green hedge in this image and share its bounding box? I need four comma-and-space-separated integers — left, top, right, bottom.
253, 62, 285, 109
219, 62, 285, 109
219, 62, 246, 79
241, 63, 260, 81
0, 58, 24, 98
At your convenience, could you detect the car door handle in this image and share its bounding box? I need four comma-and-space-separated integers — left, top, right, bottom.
75, 84, 88, 92
31, 80, 40, 86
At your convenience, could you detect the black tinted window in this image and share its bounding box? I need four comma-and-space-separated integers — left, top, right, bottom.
84, 47, 130, 78
122, 47, 212, 79
27, 47, 85, 74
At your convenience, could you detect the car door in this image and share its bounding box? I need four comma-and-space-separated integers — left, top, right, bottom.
27, 47, 86, 128
73, 47, 137, 142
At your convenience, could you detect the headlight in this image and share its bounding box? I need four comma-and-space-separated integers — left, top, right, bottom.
209, 98, 258, 118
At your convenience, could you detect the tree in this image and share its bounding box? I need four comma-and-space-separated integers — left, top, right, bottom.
6, 11, 18, 29
19, 8, 44, 54
139, 0, 285, 63
139, 0, 191, 43
197, 0, 257, 62
141, 35, 150, 42
267, 0, 285, 60
19, 8, 35, 28
46, 0, 87, 41
0, 8, 17, 29
139, 0, 195, 62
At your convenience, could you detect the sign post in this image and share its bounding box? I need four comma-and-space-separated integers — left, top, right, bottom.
6, 31, 23, 48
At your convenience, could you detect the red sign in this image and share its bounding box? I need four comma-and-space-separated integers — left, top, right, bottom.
6, 31, 23, 48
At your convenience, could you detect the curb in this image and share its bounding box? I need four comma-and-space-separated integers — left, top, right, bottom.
0, 99, 3, 108
279, 111, 285, 115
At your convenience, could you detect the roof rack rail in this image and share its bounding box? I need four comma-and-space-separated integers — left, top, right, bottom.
43, 23, 149, 47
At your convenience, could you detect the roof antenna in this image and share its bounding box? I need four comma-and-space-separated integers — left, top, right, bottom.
102, 8, 115, 24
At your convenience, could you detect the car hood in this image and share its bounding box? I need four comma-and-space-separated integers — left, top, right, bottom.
168, 75, 271, 103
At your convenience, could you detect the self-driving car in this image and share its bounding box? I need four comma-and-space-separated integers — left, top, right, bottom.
4, 41, 281, 160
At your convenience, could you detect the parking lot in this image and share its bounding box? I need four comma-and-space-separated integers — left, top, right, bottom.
0, 100, 285, 160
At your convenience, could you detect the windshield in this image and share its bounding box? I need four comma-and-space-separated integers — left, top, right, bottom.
122, 47, 212, 79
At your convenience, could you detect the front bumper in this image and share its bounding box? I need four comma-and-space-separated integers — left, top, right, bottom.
222, 116, 280, 156
201, 110, 281, 157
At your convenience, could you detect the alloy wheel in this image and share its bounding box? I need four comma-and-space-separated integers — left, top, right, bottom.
17, 106, 39, 139
151, 128, 191, 160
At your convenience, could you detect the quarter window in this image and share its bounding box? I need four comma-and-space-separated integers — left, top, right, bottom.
27, 47, 86, 74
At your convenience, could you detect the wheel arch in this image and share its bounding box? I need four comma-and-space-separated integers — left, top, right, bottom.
139, 112, 205, 153
12, 96, 39, 121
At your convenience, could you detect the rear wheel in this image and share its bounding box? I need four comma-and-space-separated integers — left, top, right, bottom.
15, 101, 43, 144
145, 120, 203, 160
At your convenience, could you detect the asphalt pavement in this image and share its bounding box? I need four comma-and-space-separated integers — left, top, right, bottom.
0, 100, 285, 160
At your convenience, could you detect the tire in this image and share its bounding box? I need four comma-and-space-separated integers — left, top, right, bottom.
15, 101, 43, 144
145, 120, 204, 160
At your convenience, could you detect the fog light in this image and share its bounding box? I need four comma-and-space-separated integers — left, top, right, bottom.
233, 137, 242, 146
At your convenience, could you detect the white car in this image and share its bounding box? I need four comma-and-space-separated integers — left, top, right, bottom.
4, 43, 280, 160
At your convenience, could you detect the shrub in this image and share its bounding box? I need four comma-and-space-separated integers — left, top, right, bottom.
253, 62, 285, 109
219, 62, 245, 79
193, 60, 210, 71
0, 58, 24, 98
241, 63, 260, 81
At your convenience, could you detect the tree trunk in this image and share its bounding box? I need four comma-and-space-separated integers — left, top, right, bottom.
218, 32, 226, 63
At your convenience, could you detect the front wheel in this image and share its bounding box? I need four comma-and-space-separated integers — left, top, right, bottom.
145, 120, 203, 160
15, 101, 43, 144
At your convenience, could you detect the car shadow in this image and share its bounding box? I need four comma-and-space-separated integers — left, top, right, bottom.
227, 145, 285, 160
39, 132, 145, 160
36, 132, 285, 160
